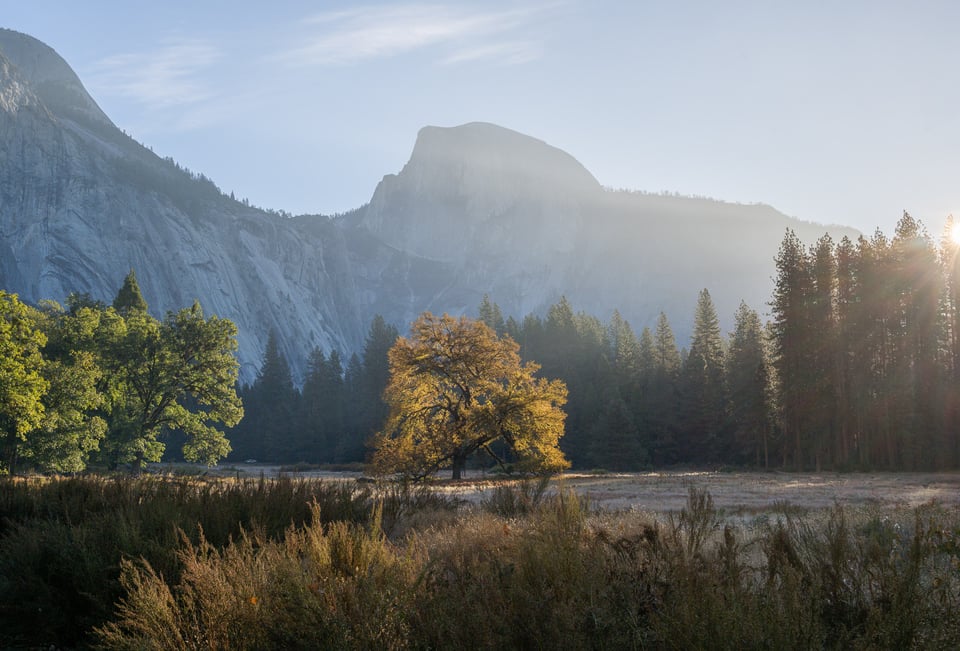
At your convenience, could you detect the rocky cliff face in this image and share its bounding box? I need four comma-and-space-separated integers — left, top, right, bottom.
0, 29, 857, 383
354, 122, 858, 336
0, 29, 378, 383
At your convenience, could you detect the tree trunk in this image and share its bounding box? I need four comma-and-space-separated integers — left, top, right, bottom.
451, 452, 466, 480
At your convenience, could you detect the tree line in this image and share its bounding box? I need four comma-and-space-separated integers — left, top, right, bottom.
772, 212, 960, 470
240, 213, 960, 473
234, 288, 771, 471
226, 316, 398, 465
6, 212, 958, 473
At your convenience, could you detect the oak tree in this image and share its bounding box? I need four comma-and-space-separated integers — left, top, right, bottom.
371, 313, 569, 480
0, 292, 48, 473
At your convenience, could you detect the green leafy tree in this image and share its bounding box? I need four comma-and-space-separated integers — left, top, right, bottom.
100, 301, 243, 471
371, 313, 569, 480
21, 302, 107, 472
0, 292, 48, 473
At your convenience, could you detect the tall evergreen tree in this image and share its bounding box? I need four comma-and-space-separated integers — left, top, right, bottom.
238, 331, 298, 462
338, 316, 399, 460
300, 348, 346, 462
340, 353, 368, 462
834, 235, 859, 467
940, 216, 960, 466
679, 289, 727, 463
588, 394, 648, 470
888, 213, 942, 468
725, 302, 771, 467
771, 229, 814, 470
646, 312, 682, 464
808, 234, 838, 470
112, 269, 148, 314
478, 294, 506, 335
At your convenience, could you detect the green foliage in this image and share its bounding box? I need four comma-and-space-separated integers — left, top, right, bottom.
0, 291, 48, 473
0, 273, 242, 474
100, 301, 242, 469
112, 268, 148, 314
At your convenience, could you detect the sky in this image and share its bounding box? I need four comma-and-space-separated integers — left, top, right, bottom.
4, 1, 959, 237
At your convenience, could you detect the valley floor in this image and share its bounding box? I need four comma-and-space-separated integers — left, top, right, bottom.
225, 464, 960, 513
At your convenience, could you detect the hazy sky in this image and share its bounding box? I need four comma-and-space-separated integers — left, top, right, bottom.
5, 1, 959, 237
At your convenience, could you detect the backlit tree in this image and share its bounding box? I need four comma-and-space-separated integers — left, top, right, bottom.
371, 313, 569, 480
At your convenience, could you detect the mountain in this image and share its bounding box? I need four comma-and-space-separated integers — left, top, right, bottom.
353, 122, 857, 334
0, 29, 441, 383
0, 30, 858, 383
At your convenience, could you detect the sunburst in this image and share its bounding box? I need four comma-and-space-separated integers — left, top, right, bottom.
951, 221, 960, 245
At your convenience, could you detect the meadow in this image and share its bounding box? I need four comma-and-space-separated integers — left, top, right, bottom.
1, 471, 959, 649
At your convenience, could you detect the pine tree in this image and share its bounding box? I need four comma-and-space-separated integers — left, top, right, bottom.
808, 234, 838, 470
888, 213, 942, 468
588, 394, 648, 470
726, 302, 771, 467
245, 331, 298, 462
358, 315, 399, 442
647, 312, 681, 464
834, 235, 858, 467
112, 269, 148, 314
940, 216, 960, 466
478, 294, 506, 335
770, 229, 814, 470
300, 348, 346, 462
340, 353, 367, 462
679, 289, 727, 463
654, 312, 682, 375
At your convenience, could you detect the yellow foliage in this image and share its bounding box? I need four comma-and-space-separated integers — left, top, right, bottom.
371, 313, 569, 479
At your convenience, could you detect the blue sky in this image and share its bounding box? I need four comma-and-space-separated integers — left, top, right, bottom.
5, 1, 959, 237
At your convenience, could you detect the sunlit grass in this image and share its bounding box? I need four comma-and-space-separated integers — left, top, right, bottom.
2, 475, 959, 649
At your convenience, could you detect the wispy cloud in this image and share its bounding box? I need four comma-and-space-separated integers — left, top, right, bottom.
443, 41, 543, 66
88, 39, 221, 108
279, 4, 548, 67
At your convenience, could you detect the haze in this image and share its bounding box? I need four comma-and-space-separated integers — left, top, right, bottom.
6, 1, 959, 236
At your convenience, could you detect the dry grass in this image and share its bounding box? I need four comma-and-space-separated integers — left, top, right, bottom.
2, 473, 959, 649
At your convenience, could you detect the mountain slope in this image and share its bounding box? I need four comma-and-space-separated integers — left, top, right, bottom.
353, 122, 858, 336
0, 30, 378, 382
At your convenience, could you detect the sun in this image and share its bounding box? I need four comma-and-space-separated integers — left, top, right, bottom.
951, 221, 960, 245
